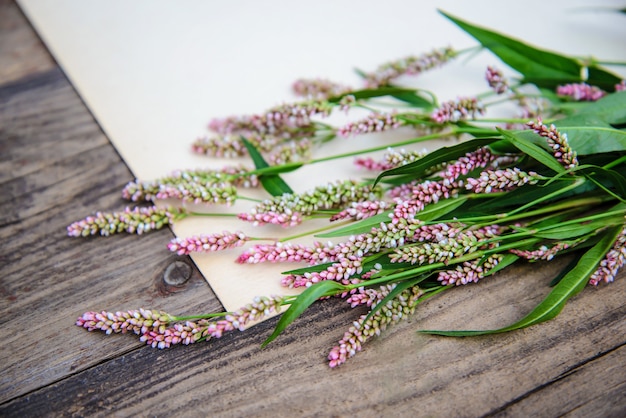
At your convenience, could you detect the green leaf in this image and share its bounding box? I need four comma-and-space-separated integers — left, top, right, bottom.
374, 138, 498, 184
581, 165, 626, 200
535, 218, 618, 240
241, 137, 270, 169
514, 118, 626, 157
559, 91, 626, 126
521, 92, 626, 155
498, 128, 565, 174
420, 225, 622, 337
549, 254, 581, 286
258, 176, 294, 197
557, 126, 626, 155
246, 162, 304, 176
262, 280, 346, 347
328, 86, 433, 108
241, 137, 293, 196
390, 91, 433, 108
467, 181, 596, 217
439, 11, 622, 90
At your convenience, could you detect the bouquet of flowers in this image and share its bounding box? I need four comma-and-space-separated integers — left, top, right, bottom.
70, 11, 626, 368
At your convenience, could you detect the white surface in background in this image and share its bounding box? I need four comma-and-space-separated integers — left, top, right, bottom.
18, 0, 626, 312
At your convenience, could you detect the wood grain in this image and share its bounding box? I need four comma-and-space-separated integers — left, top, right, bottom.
0, 0, 55, 85
1, 2, 625, 416
0, 66, 222, 403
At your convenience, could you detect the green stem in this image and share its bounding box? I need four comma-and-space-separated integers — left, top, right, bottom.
507, 178, 586, 216
172, 312, 231, 321
236, 195, 263, 203
451, 195, 610, 226
603, 155, 626, 170
308, 130, 455, 164
188, 212, 239, 218
470, 118, 543, 124
419, 285, 452, 299
278, 220, 353, 242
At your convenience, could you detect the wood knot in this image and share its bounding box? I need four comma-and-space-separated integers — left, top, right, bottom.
163, 261, 192, 287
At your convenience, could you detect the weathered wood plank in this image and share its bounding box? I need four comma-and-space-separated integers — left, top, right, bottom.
491, 344, 626, 418
0, 0, 55, 84
0, 68, 221, 403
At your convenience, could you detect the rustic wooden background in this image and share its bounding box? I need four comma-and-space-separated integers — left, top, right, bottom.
1, 1, 624, 416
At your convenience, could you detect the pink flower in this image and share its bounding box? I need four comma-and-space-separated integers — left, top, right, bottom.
330, 200, 389, 222
328, 285, 423, 368
485, 66, 509, 94
431, 97, 485, 124
292, 78, 352, 99
337, 112, 402, 138
76, 309, 174, 335
238, 180, 383, 227
465, 168, 540, 193
354, 148, 426, 172
364, 47, 456, 88
556, 83, 606, 101
237, 211, 304, 227
67, 206, 180, 237
237, 241, 337, 265
589, 226, 626, 285
527, 118, 578, 169
77, 296, 285, 349
437, 255, 503, 285
167, 231, 249, 255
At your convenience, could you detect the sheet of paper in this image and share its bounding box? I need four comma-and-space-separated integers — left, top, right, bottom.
19, 0, 626, 313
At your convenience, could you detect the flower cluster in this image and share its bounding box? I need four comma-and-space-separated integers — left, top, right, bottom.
78, 296, 285, 349
208, 100, 332, 136
168, 231, 250, 255
354, 148, 427, 172
486, 66, 509, 94
237, 241, 337, 265
122, 165, 258, 203
364, 47, 456, 87
76, 309, 174, 335
556, 82, 606, 101
329, 200, 389, 222
238, 180, 383, 227
527, 119, 578, 169
389, 224, 500, 266
431, 97, 485, 123
327, 284, 424, 368
267, 138, 314, 165
292, 78, 352, 99
589, 226, 626, 285
337, 112, 402, 138
465, 168, 540, 193
437, 254, 503, 285
67, 206, 181, 237
510, 241, 573, 261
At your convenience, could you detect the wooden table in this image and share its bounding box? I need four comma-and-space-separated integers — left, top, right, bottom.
1, 1, 625, 416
